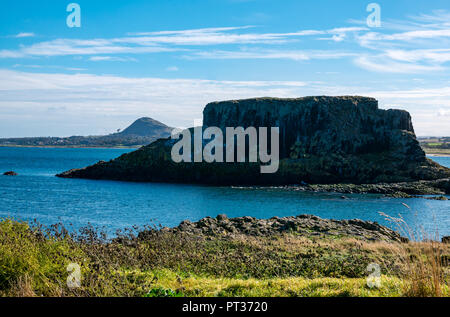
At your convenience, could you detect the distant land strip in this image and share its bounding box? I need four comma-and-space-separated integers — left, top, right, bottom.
0, 117, 173, 148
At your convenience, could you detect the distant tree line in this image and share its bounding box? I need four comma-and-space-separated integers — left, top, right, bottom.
0, 134, 159, 147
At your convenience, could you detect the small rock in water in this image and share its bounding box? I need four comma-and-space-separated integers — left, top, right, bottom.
426, 196, 448, 201
3, 171, 18, 176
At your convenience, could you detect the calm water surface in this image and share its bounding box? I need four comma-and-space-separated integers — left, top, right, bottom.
0, 147, 449, 236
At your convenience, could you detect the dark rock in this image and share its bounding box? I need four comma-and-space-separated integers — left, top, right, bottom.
301, 178, 450, 196
141, 214, 406, 242
216, 214, 228, 221
425, 196, 448, 201
385, 192, 413, 198
3, 171, 18, 176
400, 237, 409, 243
57, 96, 450, 186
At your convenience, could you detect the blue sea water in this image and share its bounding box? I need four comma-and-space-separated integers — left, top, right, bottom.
0, 146, 449, 237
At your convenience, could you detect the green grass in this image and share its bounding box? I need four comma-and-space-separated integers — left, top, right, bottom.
126, 269, 405, 297
0, 219, 448, 297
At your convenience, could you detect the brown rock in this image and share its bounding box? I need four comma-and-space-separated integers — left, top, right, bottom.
3, 171, 18, 176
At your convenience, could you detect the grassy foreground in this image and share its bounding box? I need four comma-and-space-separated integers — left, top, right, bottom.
0, 219, 448, 297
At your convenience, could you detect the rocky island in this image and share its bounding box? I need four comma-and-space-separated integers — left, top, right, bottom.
57, 96, 450, 195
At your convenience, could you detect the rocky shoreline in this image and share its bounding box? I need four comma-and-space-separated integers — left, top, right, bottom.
139, 214, 408, 243
232, 177, 450, 198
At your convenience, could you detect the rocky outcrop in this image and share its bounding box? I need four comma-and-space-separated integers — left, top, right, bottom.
3, 171, 18, 176
57, 96, 450, 186
204, 96, 417, 160
259, 177, 450, 196
138, 214, 406, 242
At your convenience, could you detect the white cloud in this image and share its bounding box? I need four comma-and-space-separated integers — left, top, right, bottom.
354, 56, 445, 74
1, 12, 450, 78
89, 56, 137, 62
127, 26, 255, 36
0, 38, 180, 58
166, 66, 179, 71
438, 108, 450, 117
188, 49, 355, 61
14, 32, 35, 38
359, 29, 450, 45
0, 26, 367, 60
0, 69, 449, 136
0, 69, 311, 136
384, 49, 450, 63
344, 10, 450, 74
407, 10, 450, 27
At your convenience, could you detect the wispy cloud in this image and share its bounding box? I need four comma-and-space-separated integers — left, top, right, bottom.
1, 11, 450, 76
0, 38, 177, 58
384, 49, 450, 64
11, 64, 87, 71
350, 10, 450, 74
0, 26, 365, 60
188, 49, 356, 61
354, 55, 445, 73
1, 69, 449, 136
127, 26, 255, 36
438, 108, 450, 117
89, 56, 137, 62
166, 66, 179, 71
14, 32, 35, 38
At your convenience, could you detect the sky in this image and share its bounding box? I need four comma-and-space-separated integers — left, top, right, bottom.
0, 0, 450, 137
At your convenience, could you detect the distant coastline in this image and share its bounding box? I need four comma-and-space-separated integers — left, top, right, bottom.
2, 144, 449, 156
0, 117, 172, 149
424, 150, 450, 156
0, 144, 140, 149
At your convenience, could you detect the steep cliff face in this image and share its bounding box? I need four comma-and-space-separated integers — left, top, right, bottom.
57, 96, 450, 185
203, 96, 421, 160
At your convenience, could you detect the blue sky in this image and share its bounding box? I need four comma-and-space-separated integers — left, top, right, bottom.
1, 0, 450, 137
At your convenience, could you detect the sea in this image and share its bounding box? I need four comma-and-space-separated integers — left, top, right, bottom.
0, 146, 449, 237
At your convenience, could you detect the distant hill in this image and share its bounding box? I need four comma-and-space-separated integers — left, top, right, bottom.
118, 117, 172, 138
0, 117, 173, 148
